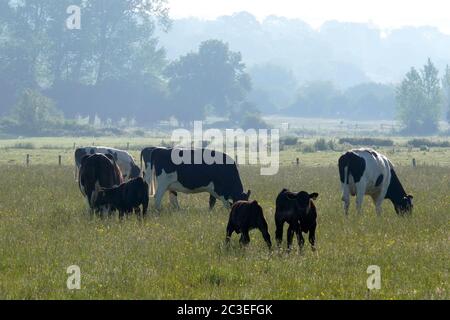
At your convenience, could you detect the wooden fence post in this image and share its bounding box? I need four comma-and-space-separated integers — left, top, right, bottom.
127, 142, 130, 150
59, 155, 62, 166
412, 158, 416, 167
26, 154, 30, 167
296, 158, 300, 166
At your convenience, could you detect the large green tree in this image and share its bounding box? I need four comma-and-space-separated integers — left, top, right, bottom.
165, 40, 251, 125
0, 0, 170, 123
442, 65, 450, 123
396, 59, 442, 134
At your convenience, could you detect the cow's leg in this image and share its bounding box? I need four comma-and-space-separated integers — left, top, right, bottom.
287, 225, 295, 251
296, 227, 305, 252
341, 183, 350, 215
169, 191, 180, 209
275, 214, 284, 247
355, 182, 366, 214
209, 195, 217, 211
239, 230, 250, 247
308, 227, 316, 251
225, 222, 234, 245
154, 185, 168, 211
259, 226, 272, 249
373, 189, 387, 216
142, 198, 149, 216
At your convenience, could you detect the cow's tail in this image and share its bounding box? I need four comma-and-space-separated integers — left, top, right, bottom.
141, 149, 156, 197
338, 153, 350, 202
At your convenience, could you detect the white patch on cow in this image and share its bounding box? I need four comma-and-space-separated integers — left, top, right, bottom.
76, 147, 137, 181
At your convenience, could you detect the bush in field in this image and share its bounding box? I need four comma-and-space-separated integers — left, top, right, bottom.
407, 138, 450, 148
302, 144, 316, 153
1, 89, 63, 135
338, 137, 394, 147
280, 136, 299, 146
314, 138, 329, 151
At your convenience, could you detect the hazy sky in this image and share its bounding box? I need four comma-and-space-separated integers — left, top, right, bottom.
169, 0, 450, 33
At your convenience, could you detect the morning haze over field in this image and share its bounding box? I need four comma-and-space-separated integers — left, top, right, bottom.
0, 0, 449, 301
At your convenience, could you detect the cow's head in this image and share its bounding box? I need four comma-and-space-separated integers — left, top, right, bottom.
90, 182, 109, 210
288, 191, 319, 215
234, 190, 251, 202
395, 195, 413, 215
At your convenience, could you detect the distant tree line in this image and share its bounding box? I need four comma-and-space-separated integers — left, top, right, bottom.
0, 1, 259, 135
1, 2, 449, 136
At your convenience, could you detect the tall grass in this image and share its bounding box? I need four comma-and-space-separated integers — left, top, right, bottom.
0, 165, 448, 299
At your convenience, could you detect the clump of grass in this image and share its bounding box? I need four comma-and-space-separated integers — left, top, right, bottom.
8, 142, 36, 149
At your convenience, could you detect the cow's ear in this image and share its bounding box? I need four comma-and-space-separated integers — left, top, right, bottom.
309, 193, 319, 200
247, 190, 251, 198
407, 195, 414, 199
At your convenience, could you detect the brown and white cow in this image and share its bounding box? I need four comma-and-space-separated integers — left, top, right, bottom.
75, 147, 140, 181
78, 153, 123, 213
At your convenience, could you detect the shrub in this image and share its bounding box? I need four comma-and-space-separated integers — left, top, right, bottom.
338, 137, 394, 147
314, 138, 329, 151
407, 138, 450, 148
280, 136, 298, 146
302, 145, 316, 153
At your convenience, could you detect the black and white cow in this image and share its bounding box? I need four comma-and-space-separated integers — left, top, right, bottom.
338, 148, 413, 215
140, 147, 250, 210
75, 147, 140, 181
78, 153, 124, 213
275, 189, 319, 251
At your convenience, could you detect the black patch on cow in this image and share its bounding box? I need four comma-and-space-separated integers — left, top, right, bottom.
129, 162, 141, 179
226, 200, 271, 248
365, 149, 379, 158
385, 169, 413, 214
149, 148, 248, 203
74, 148, 88, 168
338, 151, 366, 184
375, 174, 384, 187
89, 148, 95, 155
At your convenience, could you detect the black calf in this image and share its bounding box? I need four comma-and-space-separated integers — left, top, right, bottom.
225, 200, 272, 249
92, 177, 149, 217
275, 189, 319, 251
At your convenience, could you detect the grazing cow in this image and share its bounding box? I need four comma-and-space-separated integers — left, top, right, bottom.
225, 200, 272, 249
78, 153, 123, 213
275, 189, 319, 251
90, 177, 149, 217
75, 147, 140, 181
140, 147, 250, 210
338, 148, 413, 215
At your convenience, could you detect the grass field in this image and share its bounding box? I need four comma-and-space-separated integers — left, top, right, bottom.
0, 139, 449, 299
